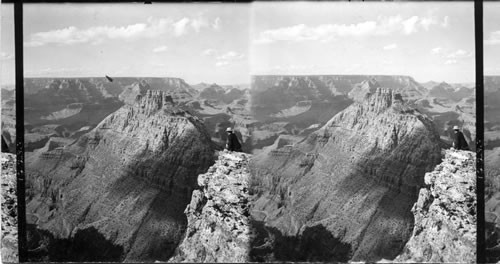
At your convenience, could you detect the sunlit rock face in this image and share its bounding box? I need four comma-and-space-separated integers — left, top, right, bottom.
1, 153, 18, 263
395, 150, 476, 263
250, 86, 442, 262
170, 151, 253, 263
25, 90, 216, 262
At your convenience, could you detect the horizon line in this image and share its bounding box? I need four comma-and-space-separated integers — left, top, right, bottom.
17, 74, 477, 84
1, 74, 488, 87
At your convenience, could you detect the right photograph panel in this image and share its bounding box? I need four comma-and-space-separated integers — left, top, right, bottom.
484, 1, 500, 262
248, 2, 475, 262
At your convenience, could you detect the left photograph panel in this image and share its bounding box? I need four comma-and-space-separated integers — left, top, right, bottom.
21, 3, 250, 262
1, 2, 18, 263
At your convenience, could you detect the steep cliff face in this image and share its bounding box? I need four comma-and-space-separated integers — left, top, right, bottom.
199, 84, 245, 104
169, 151, 252, 262
119, 78, 196, 105
395, 150, 476, 262
250, 87, 442, 261
485, 76, 500, 150
1, 153, 18, 262
483, 76, 500, 262
20, 77, 197, 138
250, 75, 351, 117
347, 78, 380, 102
118, 80, 150, 105
25, 90, 216, 261
251, 75, 426, 108
247, 75, 429, 154
428, 82, 474, 102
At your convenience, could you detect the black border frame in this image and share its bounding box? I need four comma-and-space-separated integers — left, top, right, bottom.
14, 1, 27, 262
475, 0, 485, 263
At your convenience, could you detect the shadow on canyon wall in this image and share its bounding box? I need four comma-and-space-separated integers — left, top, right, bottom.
26, 224, 124, 262
249, 220, 352, 262
486, 221, 500, 263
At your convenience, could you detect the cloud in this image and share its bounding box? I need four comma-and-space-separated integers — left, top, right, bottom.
446, 49, 472, 59
216, 51, 245, 61
254, 14, 447, 44
402, 16, 419, 34
25, 16, 216, 47
190, 17, 210, 33
486, 31, 500, 45
212, 17, 221, 30
431, 48, 473, 65
214, 51, 245, 67
0, 52, 14, 61
441, 16, 449, 28
215, 61, 230, 67
201, 49, 244, 67
202, 48, 217, 56
152, 45, 168, 53
383, 43, 397, 50
173, 17, 190, 36
431, 47, 443, 54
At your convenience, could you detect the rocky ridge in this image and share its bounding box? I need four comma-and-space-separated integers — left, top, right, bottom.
251, 75, 426, 100
250, 87, 442, 261
485, 75, 500, 262
169, 150, 252, 263
1, 153, 18, 263
25, 90, 216, 261
394, 149, 476, 262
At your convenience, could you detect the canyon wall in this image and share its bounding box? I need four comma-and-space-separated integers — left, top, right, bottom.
170, 151, 252, 263
250, 83, 442, 261
25, 90, 216, 261
395, 150, 476, 262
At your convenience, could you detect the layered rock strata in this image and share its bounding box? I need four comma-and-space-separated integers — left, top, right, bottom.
170, 150, 252, 263
250, 86, 442, 261
25, 90, 215, 261
395, 149, 476, 262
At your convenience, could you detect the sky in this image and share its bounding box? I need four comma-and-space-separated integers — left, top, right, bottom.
0, 2, 496, 86
1, 4, 15, 86
251, 2, 475, 83
485, 2, 500, 76
7, 3, 250, 86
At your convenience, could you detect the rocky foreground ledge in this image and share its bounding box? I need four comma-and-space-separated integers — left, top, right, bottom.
394, 149, 476, 262
1, 153, 18, 262
169, 150, 252, 263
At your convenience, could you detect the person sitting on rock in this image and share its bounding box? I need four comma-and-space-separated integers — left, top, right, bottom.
452, 125, 469, 150
225, 127, 242, 152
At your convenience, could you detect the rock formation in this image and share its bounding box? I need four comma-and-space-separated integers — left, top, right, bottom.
119, 78, 196, 105
118, 80, 151, 105
485, 75, 500, 262
251, 75, 426, 109
9, 77, 201, 153
1, 153, 18, 262
199, 84, 244, 104
169, 150, 252, 263
348, 78, 380, 102
247, 75, 431, 153
485, 76, 500, 150
395, 149, 476, 262
428, 81, 474, 102
250, 87, 442, 261
25, 90, 216, 262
